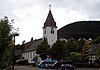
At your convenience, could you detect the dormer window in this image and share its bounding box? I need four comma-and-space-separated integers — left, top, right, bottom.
51, 28, 54, 34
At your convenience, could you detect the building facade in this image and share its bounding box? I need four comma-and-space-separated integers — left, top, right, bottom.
22, 39, 42, 63
22, 51, 36, 63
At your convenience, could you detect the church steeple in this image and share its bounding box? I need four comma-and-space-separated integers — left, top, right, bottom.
43, 5, 57, 47
43, 5, 57, 28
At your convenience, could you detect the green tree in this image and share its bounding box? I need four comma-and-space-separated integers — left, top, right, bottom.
65, 52, 82, 63
77, 38, 85, 52
36, 38, 50, 60
96, 48, 100, 62
66, 38, 79, 53
81, 40, 90, 62
50, 40, 67, 60
0, 17, 13, 70
15, 44, 23, 62
15, 40, 26, 63
21, 40, 26, 50
92, 36, 100, 45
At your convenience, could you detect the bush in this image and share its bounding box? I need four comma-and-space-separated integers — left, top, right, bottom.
32, 63, 36, 67
93, 63, 100, 68
74, 63, 100, 68
16, 59, 28, 65
74, 63, 91, 68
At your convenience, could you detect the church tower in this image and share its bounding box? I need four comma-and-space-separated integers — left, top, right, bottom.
43, 5, 57, 47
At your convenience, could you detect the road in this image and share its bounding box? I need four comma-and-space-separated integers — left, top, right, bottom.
15, 65, 99, 70
15, 65, 58, 70
15, 66, 54, 70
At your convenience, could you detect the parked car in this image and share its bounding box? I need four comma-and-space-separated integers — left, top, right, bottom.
16, 59, 28, 65
16, 59, 26, 63
37, 60, 58, 68
61, 64, 77, 70
50, 60, 61, 69
50, 60, 73, 69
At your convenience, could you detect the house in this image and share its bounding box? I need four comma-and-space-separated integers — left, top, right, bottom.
89, 43, 100, 63
22, 38, 42, 63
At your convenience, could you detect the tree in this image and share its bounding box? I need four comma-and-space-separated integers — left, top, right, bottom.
92, 36, 100, 45
96, 48, 100, 62
65, 52, 82, 63
15, 44, 22, 62
21, 40, 26, 50
66, 38, 79, 53
81, 40, 90, 62
50, 40, 67, 60
0, 17, 13, 69
77, 38, 85, 52
36, 38, 50, 60
14, 40, 26, 62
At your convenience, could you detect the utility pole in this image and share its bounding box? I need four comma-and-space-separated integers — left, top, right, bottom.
12, 33, 19, 70
11, 19, 19, 70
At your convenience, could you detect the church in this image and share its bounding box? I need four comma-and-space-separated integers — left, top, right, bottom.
22, 6, 57, 63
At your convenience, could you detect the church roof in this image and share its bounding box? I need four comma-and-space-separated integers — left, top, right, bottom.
23, 38, 42, 52
43, 10, 57, 28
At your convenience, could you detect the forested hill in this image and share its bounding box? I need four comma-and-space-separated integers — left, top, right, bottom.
57, 21, 100, 39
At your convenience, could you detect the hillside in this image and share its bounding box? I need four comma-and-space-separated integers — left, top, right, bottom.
57, 21, 100, 39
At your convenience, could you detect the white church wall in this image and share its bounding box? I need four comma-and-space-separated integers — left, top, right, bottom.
43, 27, 57, 46
22, 51, 36, 63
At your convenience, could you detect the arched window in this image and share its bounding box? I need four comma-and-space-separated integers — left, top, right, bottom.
44, 28, 46, 34
51, 28, 54, 34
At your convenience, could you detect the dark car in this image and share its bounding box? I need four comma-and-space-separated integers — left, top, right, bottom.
50, 60, 61, 69
50, 60, 73, 69
61, 64, 77, 70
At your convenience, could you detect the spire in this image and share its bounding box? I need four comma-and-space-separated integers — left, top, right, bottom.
43, 5, 57, 28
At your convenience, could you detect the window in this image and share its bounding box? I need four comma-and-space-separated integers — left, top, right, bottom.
27, 53, 28, 59
30, 52, 32, 58
44, 28, 46, 34
51, 28, 54, 34
28, 52, 29, 59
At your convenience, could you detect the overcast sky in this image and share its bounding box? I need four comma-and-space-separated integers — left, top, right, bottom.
0, 0, 100, 44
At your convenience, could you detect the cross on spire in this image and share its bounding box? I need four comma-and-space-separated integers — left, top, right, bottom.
49, 5, 51, 11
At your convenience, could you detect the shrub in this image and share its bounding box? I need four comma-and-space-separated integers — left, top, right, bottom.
16, 59, 28, 65
74, 63, 90, 68
93, 63, 100, 68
